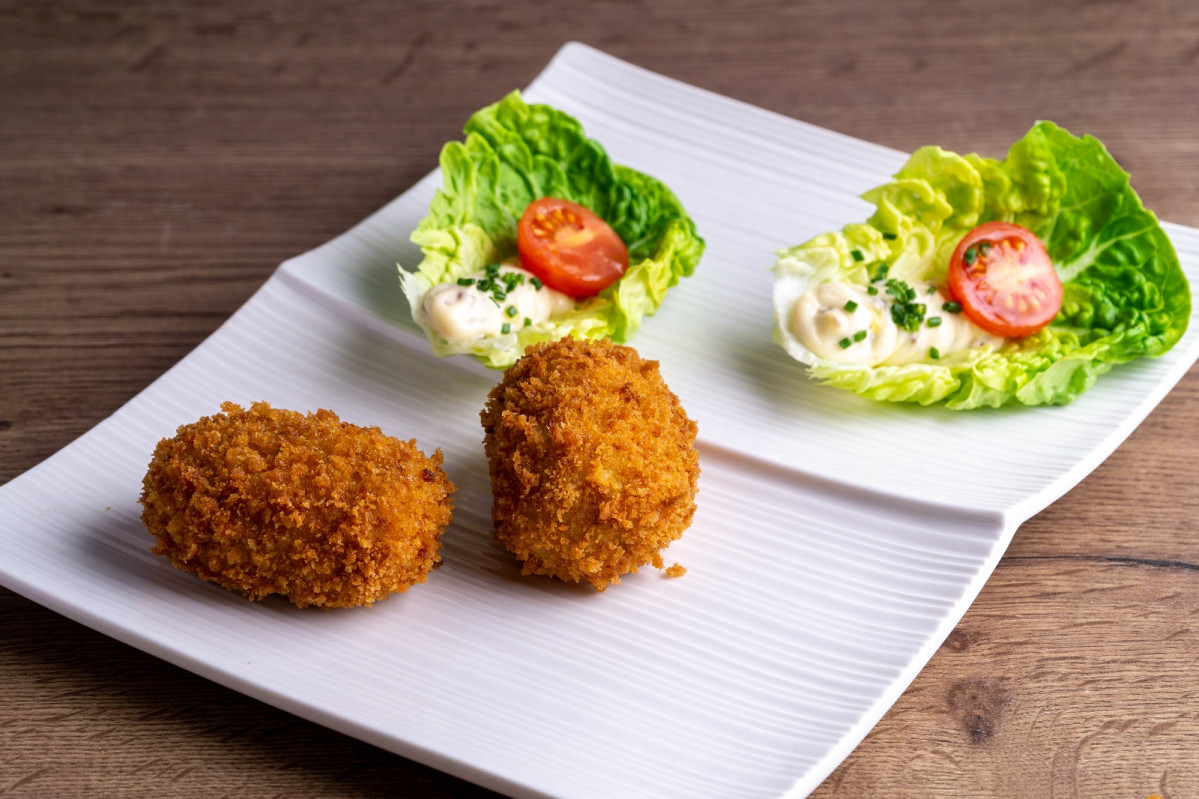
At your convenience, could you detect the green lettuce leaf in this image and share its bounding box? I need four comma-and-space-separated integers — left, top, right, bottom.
400, 91, 705, 368
772, 121, 1190, 409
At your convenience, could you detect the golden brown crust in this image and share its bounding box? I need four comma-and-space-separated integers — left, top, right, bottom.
139, 401, 455, 608
481, 338, 699, 591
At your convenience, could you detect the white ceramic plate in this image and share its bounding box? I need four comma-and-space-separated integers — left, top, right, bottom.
2, 43, 1196, 799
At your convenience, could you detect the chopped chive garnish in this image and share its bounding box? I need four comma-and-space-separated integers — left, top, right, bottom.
838, 337, 852, 349
871, 263, 890, 282
929, 346, 941, 360
927, 285, 937, 295
885, 278, 916, 302
501, 322, 511, 335
884, 278, 927, 331
942, 301, 962, 313
530, 277, 544, 290
523, 317, 532, 327
853, 330, 867, 342
466, 264, 535, 310
979, 241, 993, 255
963, 246, 978, 266
851, 249, 864, 262
867, 286, 879, 295
844, 300, 859, 312
882, 232, 897, 240
927, 316, 943, 327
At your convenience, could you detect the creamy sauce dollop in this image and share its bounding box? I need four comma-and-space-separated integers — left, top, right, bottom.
790, 282, 1002, 365
421, 261, 574, 341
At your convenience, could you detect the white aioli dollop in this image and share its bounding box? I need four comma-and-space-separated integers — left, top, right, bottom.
790, 282, 1002, 366
421, 261, 575, 341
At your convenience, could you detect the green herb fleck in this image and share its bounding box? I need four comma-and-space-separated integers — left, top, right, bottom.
502, 272, 524, 292
501, 322, 511, 335
927, 316, 943, 328
884, 278, 927, 331
872, 262, 890, 282
469, 265, 529, 309
853, 330, 867, 342
942, 301, 962, 314
844, 300, 859, 312
530, 276, 544, 290
882, 232, 897, 240
929, 346, 940, 360
963, 246, 978, 266
851, 249, 865, 262
867, 286, 879, 295
838, 337, 852, 349
885, 278, 916, 302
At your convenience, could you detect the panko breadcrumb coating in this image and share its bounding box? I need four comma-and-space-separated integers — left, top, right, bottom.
140, 401, 455, 608
481, 338, 699, 591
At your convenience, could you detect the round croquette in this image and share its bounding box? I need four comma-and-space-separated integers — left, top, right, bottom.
140, 401, 455, 608
480, 338, 699, 591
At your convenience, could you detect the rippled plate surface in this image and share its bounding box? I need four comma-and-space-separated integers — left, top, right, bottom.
2, 43, 1197, 799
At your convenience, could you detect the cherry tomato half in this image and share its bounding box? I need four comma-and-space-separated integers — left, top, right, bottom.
947, 221, 1063, 338
516, 197, 628, 298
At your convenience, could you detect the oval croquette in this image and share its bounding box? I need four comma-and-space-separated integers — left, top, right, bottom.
480, 338, 699, 591
139, 401, 455, 608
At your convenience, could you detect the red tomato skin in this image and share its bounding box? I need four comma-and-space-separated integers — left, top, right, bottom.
947, 221, 1063, 338
516, 198, 628, 298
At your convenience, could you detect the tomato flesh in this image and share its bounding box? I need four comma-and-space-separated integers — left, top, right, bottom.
516, 198, 628, 298
947, 221, 1062, 338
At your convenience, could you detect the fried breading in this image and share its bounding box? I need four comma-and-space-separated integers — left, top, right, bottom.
140, 401, 455, 608
481, 338, 699, 591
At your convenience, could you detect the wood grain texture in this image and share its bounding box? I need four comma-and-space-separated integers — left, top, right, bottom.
1, 1, 1197, 797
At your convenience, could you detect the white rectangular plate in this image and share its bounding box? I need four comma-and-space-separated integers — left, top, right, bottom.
2, 43, 1197, 799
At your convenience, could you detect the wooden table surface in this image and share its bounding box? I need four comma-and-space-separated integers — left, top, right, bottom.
3, 1, 1197, 797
